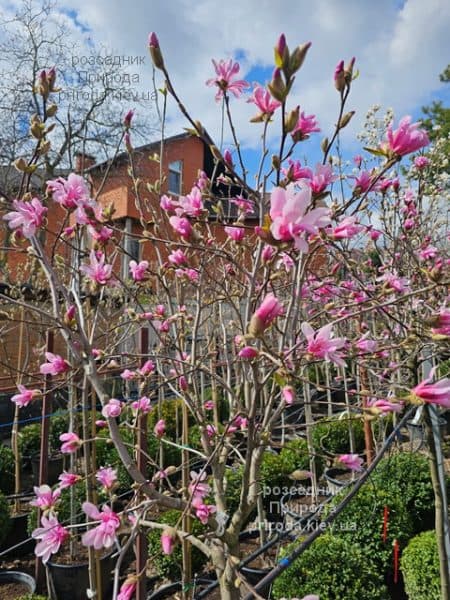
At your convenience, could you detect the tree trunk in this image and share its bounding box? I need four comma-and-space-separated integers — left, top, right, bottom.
424, 406, 450, 599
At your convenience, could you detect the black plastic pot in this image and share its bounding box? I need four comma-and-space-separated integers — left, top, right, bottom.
0, 570, 36, 595
323, 467, 357, 495
47, 550, 115, 600
147, 578, 215, 599
0, 511, 35, 557
31, 454, 64, 486
406, 417, 446, 446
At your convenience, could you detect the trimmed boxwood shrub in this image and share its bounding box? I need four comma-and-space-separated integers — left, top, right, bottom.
0, 443, 15, 494
272, 533, 388, 600
311, 414, 365, 455
324, 485, 413, 572
401, 530, 440, 600
370, 451, 438, 533
147, 509, 207, 579
0, 489, 11, 546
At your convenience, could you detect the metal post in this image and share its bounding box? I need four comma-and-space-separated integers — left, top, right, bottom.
136, 327, 149, 600
35, 330, 54, 592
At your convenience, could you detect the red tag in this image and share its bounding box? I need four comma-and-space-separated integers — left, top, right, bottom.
393, 539, 399, 583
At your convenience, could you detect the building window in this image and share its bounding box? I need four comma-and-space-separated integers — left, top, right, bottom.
122, 219, 141, 278
168, 160, 182, 195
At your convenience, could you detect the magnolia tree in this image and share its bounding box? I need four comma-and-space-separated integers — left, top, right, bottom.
1, 30, 449, 600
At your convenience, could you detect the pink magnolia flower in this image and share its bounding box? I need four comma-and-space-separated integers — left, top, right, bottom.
270, 183, 330, 252
248, 84, 281, 119
47, 173, 90, 210
58, 471, 81, 490
238, 346, 259, 359
177, 187, 204, 217
224, 226, 245, 242
102, 398, 123, 419
138, 360, 155, 376
383, 116, 430, 157
206, 58, 249, 101
74, 197, 103, 226
377, 270, 410, 294
120, 369, 136, 380
3, 197, 47, 238
352, 170, 372, 195
189, 471, 210, 499
411, 369, 450, 408
154, 419, 166, 438
355, 334, 378, 354
81, 502, 120, 549
281, 159, 312, 182
369, 228, 382, 241
282, 385, 295, 405
414, 155, 430, 169
80, 250, 114, 286
204, 400, 214, 410
262, 245, 276, 262
206, 424, 217, 438
431, 310, 450, 337
129, 260, 149, 281
168, 249, 188, 266
11, 384, 40, 408
339, 454, 363, 472
418, 245, 438, 261
32, 514, 69, 564
291, 110, 320, 141
302, 163, 337, 194
302, 322, 346, 366
30, 484, 61, 512
161, 528, 177, 555
367, 398, 404, 414
118, 577, 137, 600
60, 432, 82, 454
160, 194, 177, 212
40, 352, 70, 376
169, 216, 192, 239
249, 293, 284, 336
328, 216, 364, 239
192, 496, 217, 524
96, 466, 117, 490
230, 195, 254, 214
131, 396, 152, 414
175, 268, 199, 282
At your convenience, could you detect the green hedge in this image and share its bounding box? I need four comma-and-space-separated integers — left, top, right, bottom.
147, 509, 207, 578
370, 451, 437, 533
0, 489, 11, 546
0, 444, 15, 495
311, 415, 365, 455
324, 485, 413, 572
401, 530, 441, 600
272, 533, 388, 600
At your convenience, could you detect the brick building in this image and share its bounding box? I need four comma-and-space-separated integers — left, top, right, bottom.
0, 132, 238, 396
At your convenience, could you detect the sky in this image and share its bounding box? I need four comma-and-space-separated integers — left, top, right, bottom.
1, 0, 449, 181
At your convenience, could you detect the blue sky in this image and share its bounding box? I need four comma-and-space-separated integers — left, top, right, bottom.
1, 0, 449, 183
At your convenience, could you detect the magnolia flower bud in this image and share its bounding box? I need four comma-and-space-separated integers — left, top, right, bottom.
288, 42, 311, 76
46, 104, 58, 117
274, 33, 289, 68
285, 106, 300, 133
148, 32, 165, 70
338, 111, 355, 129
268, 68, 286, 102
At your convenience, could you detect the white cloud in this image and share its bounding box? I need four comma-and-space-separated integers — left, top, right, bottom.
1, 0, 449, 162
